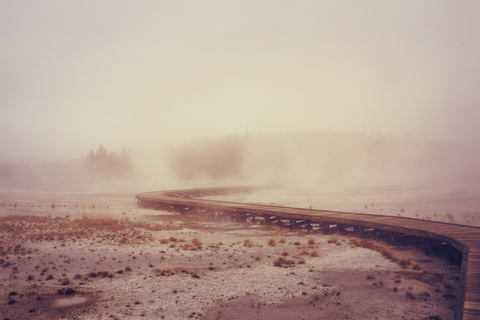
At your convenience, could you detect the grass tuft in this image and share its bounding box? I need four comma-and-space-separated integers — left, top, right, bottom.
273, 257, 295, 268
268, 238, 276, 247
243, 239, 254, 248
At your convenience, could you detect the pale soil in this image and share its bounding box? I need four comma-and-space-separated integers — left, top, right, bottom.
0, 191, 460, 319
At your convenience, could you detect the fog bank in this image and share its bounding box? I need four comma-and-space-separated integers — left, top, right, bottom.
167, 132, 479, 190
2, 132, 478, 193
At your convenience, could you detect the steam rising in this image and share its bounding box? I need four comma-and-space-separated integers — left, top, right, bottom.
1, 132, 478, 192
167, 132, 477, 189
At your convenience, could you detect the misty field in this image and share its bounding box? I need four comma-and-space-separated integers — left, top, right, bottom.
0, 190, 462, 319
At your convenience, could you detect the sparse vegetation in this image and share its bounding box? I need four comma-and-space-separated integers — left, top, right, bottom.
0, 189, 461, 320
243, 239, 254, 248
349, 239, 401, 265
268, 238, 276, 247
327, 237, 337, 244
273, 257, 295, 267
192, 237, 203, 249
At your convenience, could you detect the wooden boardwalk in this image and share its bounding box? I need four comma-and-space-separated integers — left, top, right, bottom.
136, 186, 480, 320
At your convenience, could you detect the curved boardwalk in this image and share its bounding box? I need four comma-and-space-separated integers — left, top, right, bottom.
136, 186, 480, 320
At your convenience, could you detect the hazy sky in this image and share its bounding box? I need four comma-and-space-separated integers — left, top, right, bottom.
1, 1, 479, 160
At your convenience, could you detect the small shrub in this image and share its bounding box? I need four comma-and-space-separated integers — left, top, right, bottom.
125, 266, 132, 272
307, 239, 315, 245
26, 274, 34, 281
398, 259, 412, 267
273, 257, 295, 268
268, 238, 276, 247
98, 271, 113, 278
243, 239, 254, 248
310, 250, 319, 257
65, 287, 76, 295
192, 238, 202, 249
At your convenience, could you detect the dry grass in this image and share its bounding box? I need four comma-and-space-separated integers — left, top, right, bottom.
268, 238, 276, 247
88, 271, 113, 278
310, 250, 319, 257
273, 257, 295, 267
349, 239, 403, 265
0, 214, 182, 250
327, 237, 337, 244
192, 237, 203, 249
243, 239, 254, 248
398, 259, 412, 268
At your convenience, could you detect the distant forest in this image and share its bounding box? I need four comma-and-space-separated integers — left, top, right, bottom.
85, 144, 132, 174
0, 145, 132, 189
0, 132, 467, 190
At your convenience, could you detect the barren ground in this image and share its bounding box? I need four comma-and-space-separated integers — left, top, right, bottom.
0, 191, 459, 319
